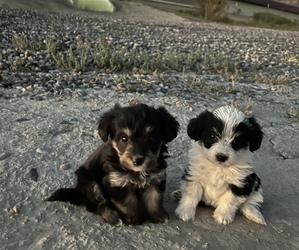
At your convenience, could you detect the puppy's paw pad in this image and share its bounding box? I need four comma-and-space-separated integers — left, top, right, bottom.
174, 207, 195, 222
171, 190, 182, 201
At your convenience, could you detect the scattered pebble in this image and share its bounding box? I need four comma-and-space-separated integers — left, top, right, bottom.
29, 168, 39, 181
128, 98, 140, 106
202, 243, 209, 248
15, 118, 31, 122
34, 96, 44, 101
60, 164, 71, 171
8, 206, 19, 214
0, 152, 10, 161
36, 146, 51, 154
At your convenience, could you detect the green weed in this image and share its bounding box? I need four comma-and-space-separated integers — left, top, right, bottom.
251, 12, 294, 27
12, 35, 44, 51
45, 36, 90, 72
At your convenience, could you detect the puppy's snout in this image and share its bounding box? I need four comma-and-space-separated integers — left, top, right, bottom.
133, 155, 145, 166
216, 153, 228, 163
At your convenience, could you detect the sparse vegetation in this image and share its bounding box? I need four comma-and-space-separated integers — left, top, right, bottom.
9, 14, 298, 88
42, 36, 238, 74
286, 56, 299, 66
141, 0, 299, 31
177, 8, 199, 18
8, 57, 23, 72
12, 34, 45, 51
231, 98, 255, 116
202, 52, 237, 74
250, 12, 294, 27
213, 12, 299, 30
45, 36, 90, 73
217, 12, 297, 27
248, 73, 299, 86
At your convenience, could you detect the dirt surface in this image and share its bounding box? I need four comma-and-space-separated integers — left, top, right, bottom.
0, 1, 299, 250
1, 86, 298, 250
0, 0, 74, 11
0, 0, 187, 23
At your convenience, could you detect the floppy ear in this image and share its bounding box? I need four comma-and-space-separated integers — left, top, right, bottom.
187, 110, 211, 141
157, 107, 180, 143
98, 104, 120, 141
248, 116, 263, 152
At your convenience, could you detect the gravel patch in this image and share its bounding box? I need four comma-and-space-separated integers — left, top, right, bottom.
0, 5, 299, 99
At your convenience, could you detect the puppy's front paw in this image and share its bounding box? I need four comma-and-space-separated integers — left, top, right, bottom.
171, 190, 182, 201
213, 210, 235, 225
92, 183, 104, 202
123, 214, 145, 225
100, 207, 122, 226
174, 205, 195, 222
105, 212, 123, 226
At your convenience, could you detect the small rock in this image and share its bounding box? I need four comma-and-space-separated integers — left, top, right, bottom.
60, 164, 71, 171
36, 146, 51, 154
0, 152, 10, 161
9, 206, 19, 214
202, 243, 209, 249
93, 129, 100, 138
15, 118, 31, 122
29, 168, 39, 181
34, 96, 44, 101
26, 85, 33, 91
128, 98, 140, 105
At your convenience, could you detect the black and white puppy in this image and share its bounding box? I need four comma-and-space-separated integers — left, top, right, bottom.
172, 106, 265, 225
46, 104, 180, 225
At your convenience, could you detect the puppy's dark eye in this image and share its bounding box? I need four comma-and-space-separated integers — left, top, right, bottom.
232, 136, 241, 145
121, 136, 128, 142
232, 136, 246, 149
210, 133, 217, 141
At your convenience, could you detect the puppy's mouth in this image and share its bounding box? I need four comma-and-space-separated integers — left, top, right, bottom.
119, 154, 155, 172
207, 152, 231, 167
112, 141, 158, 172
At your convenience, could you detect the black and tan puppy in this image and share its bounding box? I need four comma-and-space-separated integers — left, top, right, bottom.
46, 104, 180, 225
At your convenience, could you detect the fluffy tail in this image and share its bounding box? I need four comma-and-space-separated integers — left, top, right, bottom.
239, 190, 266, 225
45, 188, 85, 206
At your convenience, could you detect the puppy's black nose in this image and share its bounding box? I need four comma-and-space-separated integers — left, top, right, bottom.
216, 153, 228, 162
133, 156, 145, 166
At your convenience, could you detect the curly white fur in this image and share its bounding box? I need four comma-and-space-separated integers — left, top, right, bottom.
173, 106, 265, 225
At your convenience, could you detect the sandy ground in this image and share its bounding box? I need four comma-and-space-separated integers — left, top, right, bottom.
0, 1, 299, 250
